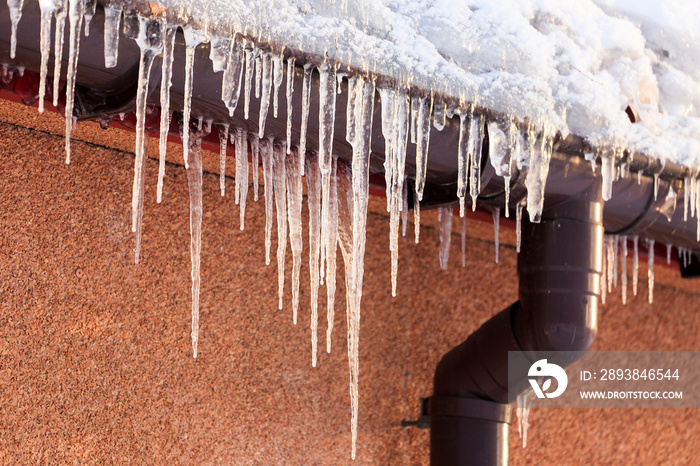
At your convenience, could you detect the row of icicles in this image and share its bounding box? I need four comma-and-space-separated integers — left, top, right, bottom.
5, 0, 696, 459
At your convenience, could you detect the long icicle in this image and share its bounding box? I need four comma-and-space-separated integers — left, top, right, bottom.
218, 124, 229, 196
187, 122, 205, 359
37, 0, 54, 113
131, 16, 165, 264
157, 26, 176, 203
347, 76, 375, 460
306, 153, 322, 355
318, 58, 338, 288
286, 57, 295, 155
261, 138, 275, 265
414, 94, 432, 201
457, 104, 474, 217
325, 157, 339, 354
52, 0, 67, 108
181, 27, 205, 169
235, 129, 249, 230
273, 143, 288, 310
621, 236, 628, 304
64, 0, 85, 164
632, 235, 639, 296
389, 88, 409, 296
647, 239, 655, 304
286, 148, 303, 325
299, 64, 313, 170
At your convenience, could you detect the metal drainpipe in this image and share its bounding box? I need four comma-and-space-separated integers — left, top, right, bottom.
430, 180, 603, 466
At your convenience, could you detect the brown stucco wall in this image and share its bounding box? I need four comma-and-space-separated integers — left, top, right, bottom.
0, 99, 698, 465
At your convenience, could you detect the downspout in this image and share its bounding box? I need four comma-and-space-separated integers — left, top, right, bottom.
430, 177, 603, 465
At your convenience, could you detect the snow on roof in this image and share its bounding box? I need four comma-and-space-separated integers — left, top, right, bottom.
163, 0, 700, 167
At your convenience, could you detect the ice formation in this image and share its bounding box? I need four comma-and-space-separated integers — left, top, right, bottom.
6, 0, 700, 459
516, 387, 537, 449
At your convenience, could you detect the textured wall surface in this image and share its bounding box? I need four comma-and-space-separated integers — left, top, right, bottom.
0, 100, 698, 464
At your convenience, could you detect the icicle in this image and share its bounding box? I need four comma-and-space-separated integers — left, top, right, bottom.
103, 3, 122, 68
410, 94, 419, 144
8, 0, 24, 59
286, 57, 295, 155
601, 149, 615, 201
621, 237, 628, 305
334, 165, 359, 461
64, 0, 86, 164
414, 95, 432, 201
516, 198, 525, 253
318, 59, 338, 288
52, 0, 67, 108
387, 87, 409, 297
255, 50, 262, 99
37, 0, 53, 113
647, 239, 655, 304
181, 27, 205, 169
612, 235, 619, 288
601, 239, 607, 304
637, 170, 642, 184
83, 0, 95, 37
183, 119, 204, 359
306, 154, 323, 353
456, 104, 474, 217
684, 177, 690, 222
261, 138, 274, 265
243, 44, 254, 119
157, 26, 176, 204
272, 53, 283, 119
401, 176, 408, 237
131, 16, 165, 266
492, 208, 500, 264
273, 143, 288, 310
653, 174, 660, 200
524, 123, 554, 222
433, 98, 446, 131
632, 235, 639, 296
516, 388, 537, 449
378, 87, 396, 212
251, 137, 260, 202
461, 215, 467, 267
692, 177, 698, 219
606, 236, 614, 293
438, 207, 452, 270
325, 158, 340, 354
488, 120, 513, 217
235, 129, 249, 230
469, 114, 485, 212
336, 73, 344, 94
584, 151, 597, 173
414, 191, 421, 244
221, 37, 244, 117
218, 125, 229, 196
666, 243, 672, 265
349, 76, 375, 295
208, 35, 229, 73
299, 64, 313, 168
286, 148, 303, 326
258, 52, 273, 138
